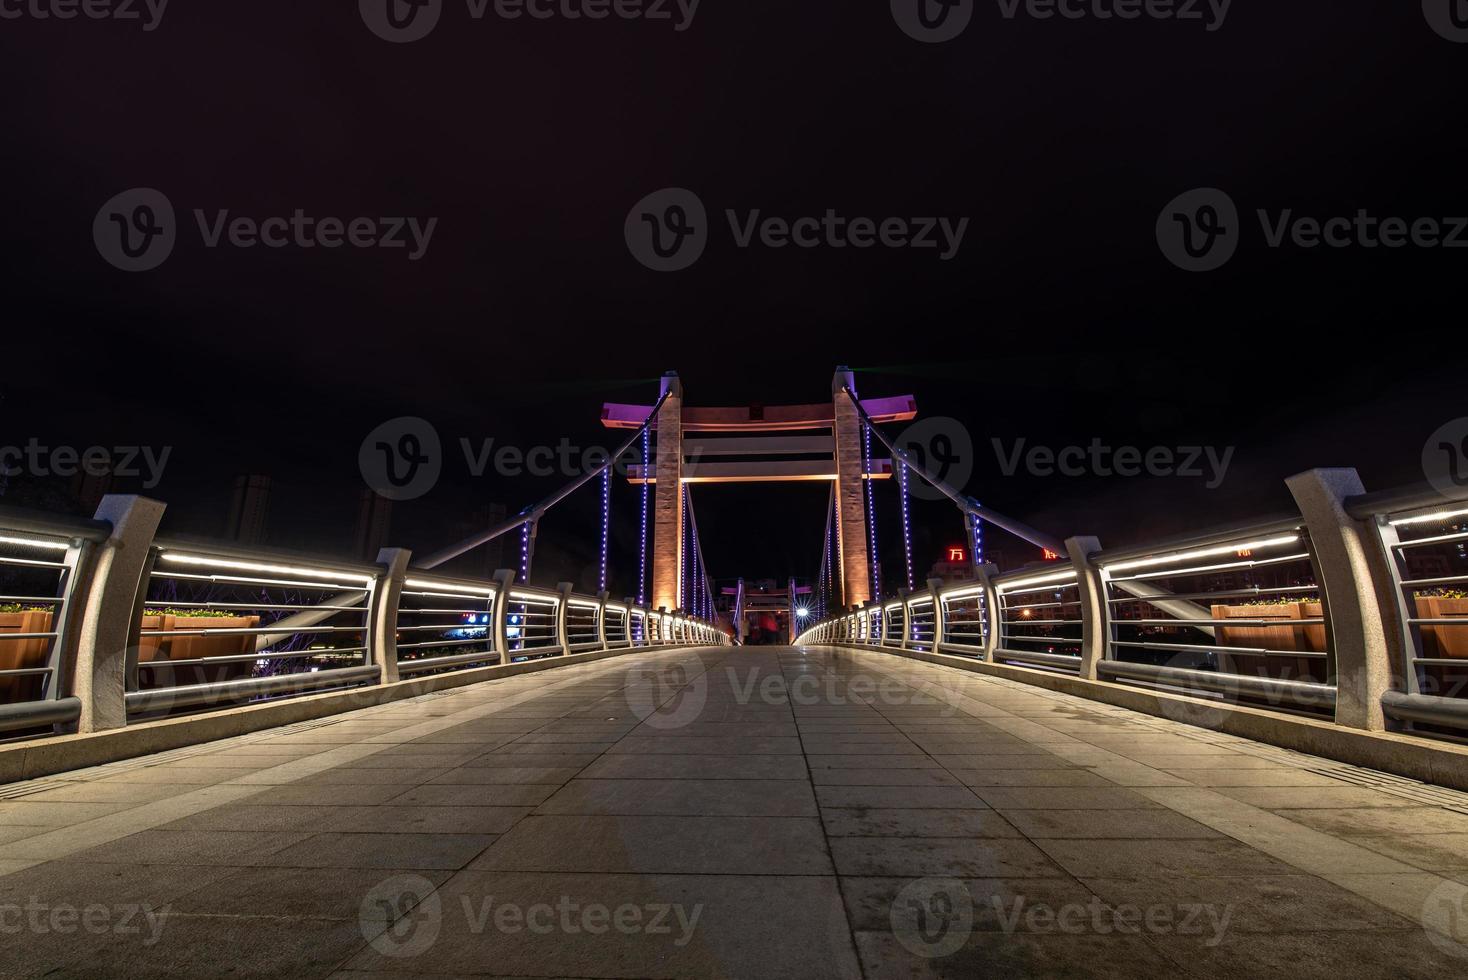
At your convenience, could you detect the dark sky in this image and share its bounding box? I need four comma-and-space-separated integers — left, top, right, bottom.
1, 3, 1463, 598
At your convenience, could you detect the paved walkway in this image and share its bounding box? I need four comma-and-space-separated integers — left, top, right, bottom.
1, 646, 1466, 978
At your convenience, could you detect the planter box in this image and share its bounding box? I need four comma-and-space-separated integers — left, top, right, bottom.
137, 614, 260, 688
1211, 602, 1323, 682
0, 610, 54, 702
1417, 597, 1468, 659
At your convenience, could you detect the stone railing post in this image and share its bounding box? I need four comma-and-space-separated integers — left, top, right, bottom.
370, 548, 412, 685
489, 569, 515, 665
1065, 536, 1106, 680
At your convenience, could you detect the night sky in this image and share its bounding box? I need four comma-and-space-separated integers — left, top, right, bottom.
2, 2, 1463, 599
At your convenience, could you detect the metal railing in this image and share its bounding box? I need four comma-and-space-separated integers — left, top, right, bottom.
0, 511, 728, 738
0, 509, 108, 732
1348, 484, 1468, 731
795, 474, 1468, 739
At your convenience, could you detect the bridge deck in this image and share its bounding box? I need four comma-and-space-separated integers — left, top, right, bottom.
1, 646, 1465, 978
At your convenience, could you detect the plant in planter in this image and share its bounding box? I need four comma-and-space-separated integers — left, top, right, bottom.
138, 607, 262, 688
1415, 589, 1468, 659
0, 603, 56, 702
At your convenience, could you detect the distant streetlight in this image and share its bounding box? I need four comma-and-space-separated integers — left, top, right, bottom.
796, 607, 811, 619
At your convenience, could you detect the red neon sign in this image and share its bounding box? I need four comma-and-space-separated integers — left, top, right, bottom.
1042, 549, 1061, 561
947, 546, 967, 563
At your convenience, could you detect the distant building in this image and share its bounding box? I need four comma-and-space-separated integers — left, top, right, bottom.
926, 544, 978, 586
226, 475, 271, 546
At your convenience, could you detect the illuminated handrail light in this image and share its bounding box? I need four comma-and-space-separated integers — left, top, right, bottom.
0, 534, 73, 551
404, 578, 496, 597
1390, 508, 1468, 527
998, 569, 1078, 591
1101, 535, 1301, 573
159, 552, 374, 584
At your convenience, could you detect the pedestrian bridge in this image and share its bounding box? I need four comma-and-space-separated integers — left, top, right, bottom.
3, 368, 1468, 974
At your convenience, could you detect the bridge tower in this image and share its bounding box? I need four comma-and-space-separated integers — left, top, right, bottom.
602, 369, 917, 615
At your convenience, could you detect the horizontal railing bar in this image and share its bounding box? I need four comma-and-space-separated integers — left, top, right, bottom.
138, 625, 364, 637
144, 602, 366, 613
1107, 585, 1318, 604
397, 652, 502, 674
396, 637, 496, 653
1411, 657, 1468, 667
0, 696, 82, 732
0, 632, 59, 641
1098, 661, 1337, 708
1090, 515, 1304, 567
1345, 481, 1468, 522
1380, 690, 1468, 728
0, 666, 55, 677
154, 571, 370, 591
152, 537, 381, 577
1394, 530, 1468, 549
0, 595, 64, 605
1110, 639, 1327, 659
138, 648, 369, 668
0, 556, 69, 570
126, 666, 380, 713
1399, 575, 1468, 589
1118, 618, 1327, 627
1107, 552, 1313, 583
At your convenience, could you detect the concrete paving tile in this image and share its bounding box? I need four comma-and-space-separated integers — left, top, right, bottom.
462, 751, 608, 768
257, 832, 497, 870
341, 871, 861, 979
805, 755, 939, 769
1343, 833, 1468, 871
535, 778, 818, 817
815, 786, 987, 810
1163, 768, 1348, 787
829, 837, 1062, 877
998, 809, 1223, 840
1078, 874, 1415, 932
853, 929, 1204, 979
0, 826, 48, 845
842, 876, 1103, 933
951, 769, 1113, 788
928, 754, 1078, 770
1148, 928, 1464, 980
427, 766, 583, 785
157, 804, 342, 833
472, 814, 832, 874
810, 768, 961, 787
608, 736, 803, 755
327, 806, 534, 835
241, 784, 409, 806
0, 861, 243, 908
387, 784, 561, 807
57, 829, 312, 867
578, 753, 808, 780
821, 808, 1021, 838
0, 801, 141, 827
15, 782, 203, 804
1217, 786, 1423, 809
970, 787, 1163, 810
1034, 838, 1298, 879
309, 767, 453, 785
169, 866, 454, 919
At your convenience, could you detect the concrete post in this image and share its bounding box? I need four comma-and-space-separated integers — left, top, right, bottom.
927, 578, 947, 649
651, 373, 684, 614
832, 369, 872, 608
975, 563, 1000, 661
555, 582, 574, 657
1065, 536, 1106, 680
596, 590, 610, 651
73, 495, 166, 733
371, 548, 412, 685
1287, 468, 1396, 731
898, 588, 912, 651
490, 569, 515, 664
